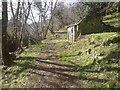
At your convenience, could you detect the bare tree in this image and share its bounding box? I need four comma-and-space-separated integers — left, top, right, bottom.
2, 1, 11, 66
51, 2, 79, 31
9, 0, 31, 55
46, 0, 58, 35
0, 19, 1, 88
34, 1, 50, 39
34, 0, 58, 39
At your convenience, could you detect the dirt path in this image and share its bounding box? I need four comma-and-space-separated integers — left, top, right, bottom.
29, 36, 79, 88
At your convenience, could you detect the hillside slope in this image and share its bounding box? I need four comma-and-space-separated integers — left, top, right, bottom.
55, 28, 120, 88
103, 12, 120, 28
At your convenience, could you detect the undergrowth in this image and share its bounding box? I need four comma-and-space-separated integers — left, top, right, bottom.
1, 40, 47, 88
56, 28, 120, 88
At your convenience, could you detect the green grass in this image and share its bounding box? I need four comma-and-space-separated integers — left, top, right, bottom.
56, 28, 120, 88
102, 12, 120, 28
103, 18, 119, 23
1, 40, 46, 88
103, 12, 119, 20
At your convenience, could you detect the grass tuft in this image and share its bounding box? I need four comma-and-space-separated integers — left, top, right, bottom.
56, 28, 119, 88
2, 40, 46, 88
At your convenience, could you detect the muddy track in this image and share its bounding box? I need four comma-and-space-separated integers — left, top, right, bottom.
29, 36, 79, 88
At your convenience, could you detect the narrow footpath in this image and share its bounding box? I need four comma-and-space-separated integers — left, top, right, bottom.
29, 35, 80, 88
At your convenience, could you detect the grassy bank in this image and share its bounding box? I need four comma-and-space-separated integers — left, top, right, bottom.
1, 40, 47, 88
103, 12, 120, 28
56, 28, 120, 88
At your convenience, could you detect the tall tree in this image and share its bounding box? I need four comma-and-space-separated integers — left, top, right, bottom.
2, 1, 11, 66
34, 0, 58, 38
9, 1, 31, 55
0, 1, 2, 65
0, 16, 1, 89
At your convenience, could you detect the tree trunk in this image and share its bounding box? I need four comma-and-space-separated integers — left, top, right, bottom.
0, 20, 2, 65
2, 1, 12, 66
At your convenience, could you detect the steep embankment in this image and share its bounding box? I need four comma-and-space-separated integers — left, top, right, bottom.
56, 28, 120, 88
